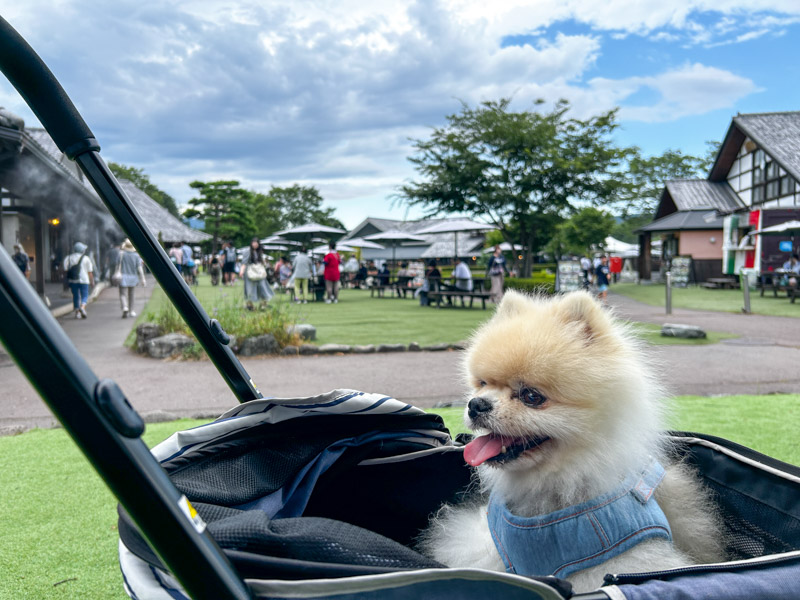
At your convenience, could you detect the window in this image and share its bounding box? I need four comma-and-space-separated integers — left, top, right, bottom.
780, 176, 794, 196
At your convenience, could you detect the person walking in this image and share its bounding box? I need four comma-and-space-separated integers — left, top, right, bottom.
168, 242, 184, 274
323, 241, 341, 303
242, 238, 274, 310
486, 245, 509, 303
12, 243, 30, 279
595, 255, 610, 304
117, 239, 146, 318
292, 247, 313, 303
220, 241, 237, 285
63, 242, 94, 319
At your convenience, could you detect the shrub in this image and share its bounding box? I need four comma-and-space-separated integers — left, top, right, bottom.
504, 274, 555, 295
142, 298, 299, 358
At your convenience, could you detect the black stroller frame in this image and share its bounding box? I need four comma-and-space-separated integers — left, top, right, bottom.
2, 15, 800, 600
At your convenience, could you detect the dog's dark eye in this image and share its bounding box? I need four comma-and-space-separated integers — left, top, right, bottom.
519, 387, 547, 407
479, 380, 487, 387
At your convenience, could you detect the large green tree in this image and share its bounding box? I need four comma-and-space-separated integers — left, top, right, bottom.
265, 185, 344, 230
400, 99, 627, 276
560, 206, 617, 255
183, 180, 255, 252
616, 148, 713, 216
108, 162, 180, 217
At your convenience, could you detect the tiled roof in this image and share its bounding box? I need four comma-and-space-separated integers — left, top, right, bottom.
664, 179, 744, 214
733, 112, 800, 182
119, 179, 211, 244
638, 210, 725, 233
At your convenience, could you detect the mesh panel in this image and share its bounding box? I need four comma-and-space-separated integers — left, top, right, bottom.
202, 508, 442, 570
169, 434, 335, 504
707, 480, 800, 560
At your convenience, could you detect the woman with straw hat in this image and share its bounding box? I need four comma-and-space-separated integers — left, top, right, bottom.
117, 239, 146, 318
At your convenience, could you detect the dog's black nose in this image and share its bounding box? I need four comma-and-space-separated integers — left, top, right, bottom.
468, 397, 493, 420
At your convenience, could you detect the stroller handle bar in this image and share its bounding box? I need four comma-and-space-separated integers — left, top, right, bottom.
0, 245, 251, 599
0, 15, 261, 404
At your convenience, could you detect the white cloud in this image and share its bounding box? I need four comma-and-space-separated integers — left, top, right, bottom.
0, 0, 786, 227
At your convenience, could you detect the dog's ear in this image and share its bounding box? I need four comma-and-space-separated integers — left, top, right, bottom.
494, 289, 530, 319
555, 291, 608, 341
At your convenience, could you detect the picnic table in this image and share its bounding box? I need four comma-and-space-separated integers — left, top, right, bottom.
427, 277, 493, 309
701, 277, 739, 289
760, 271, 797, 298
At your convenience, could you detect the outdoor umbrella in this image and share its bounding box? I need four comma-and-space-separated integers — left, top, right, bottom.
259, 235, 298, 251
415, 219, 494, 259
340, 237, 385, 250
482, 242, 524, 253
311, 243, 357, 255
274, 223, 346, 244
750, 220, 800, 235
363, 230, 427, 264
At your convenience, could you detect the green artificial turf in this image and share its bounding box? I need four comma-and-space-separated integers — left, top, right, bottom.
2, 395, 799, 598
613, 282, 800, 318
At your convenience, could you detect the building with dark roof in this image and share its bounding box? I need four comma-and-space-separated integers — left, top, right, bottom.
0, 108, 208, 296
344, 216, 487, 263
640, 111, 800, 282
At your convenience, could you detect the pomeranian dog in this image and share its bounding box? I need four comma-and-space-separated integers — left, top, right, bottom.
419, 291, 725, 593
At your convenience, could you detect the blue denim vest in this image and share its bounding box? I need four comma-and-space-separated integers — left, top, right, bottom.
487, 461, 672, 579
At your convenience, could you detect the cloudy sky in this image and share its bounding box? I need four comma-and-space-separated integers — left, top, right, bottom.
2, 1, 798, 229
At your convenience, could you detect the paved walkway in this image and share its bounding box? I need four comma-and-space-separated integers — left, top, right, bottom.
2, 286, 799, 435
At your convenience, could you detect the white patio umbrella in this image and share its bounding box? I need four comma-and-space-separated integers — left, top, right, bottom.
311, 243, 357, 255
364, 230, 427, 264
341, 237, 385, 250
415, 219, 494, 258
482, 242, 524, 253
750, 220, 800, 235
273, 223, 346, 243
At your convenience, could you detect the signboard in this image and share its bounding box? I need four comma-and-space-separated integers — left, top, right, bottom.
670, 256, 691, 287
556, 260, 583, 293
779, 240, 793, 252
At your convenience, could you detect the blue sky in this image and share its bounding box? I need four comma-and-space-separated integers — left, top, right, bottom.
1, 1, 799, 229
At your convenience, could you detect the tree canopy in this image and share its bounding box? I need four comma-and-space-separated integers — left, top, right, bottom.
108, 162, 180, 217
400, 99, 628, 275
266, 185, 344, 230
560, 207, 617, 256
183, 180, 255, 252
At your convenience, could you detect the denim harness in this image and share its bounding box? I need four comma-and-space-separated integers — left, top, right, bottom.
487, 461, 672, 579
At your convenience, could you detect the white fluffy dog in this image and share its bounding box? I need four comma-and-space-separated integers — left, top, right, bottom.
419, 291, 725, 593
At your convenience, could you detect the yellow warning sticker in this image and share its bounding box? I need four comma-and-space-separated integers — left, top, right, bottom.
178, 495, 207, 534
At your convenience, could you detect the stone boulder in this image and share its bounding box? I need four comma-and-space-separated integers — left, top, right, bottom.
281, 345, 299, 356
299, 344, 319, 355
136, 322, 164, 353
377, 343, 406, 353
352, 345, 376, 354
287, 324, 317, 341
238, 334, 280, 356
146, 333, 195, 359
661, 323, 707, 339
421, 343, 450, 352
408, 342, 421, 352
318, 344, 352, 354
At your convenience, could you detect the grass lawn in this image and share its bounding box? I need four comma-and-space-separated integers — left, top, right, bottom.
132, 276, 737, 349
2, 394, 798, 598
613, 282, 800, 318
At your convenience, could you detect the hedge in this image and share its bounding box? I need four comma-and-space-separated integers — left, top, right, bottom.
504, 274, 556, 295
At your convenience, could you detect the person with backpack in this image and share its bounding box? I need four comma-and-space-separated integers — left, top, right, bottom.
63, 241, 94, 319
220, 241, 238, 286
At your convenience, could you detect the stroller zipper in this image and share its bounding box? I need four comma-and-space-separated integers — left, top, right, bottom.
603, 552, 800, 585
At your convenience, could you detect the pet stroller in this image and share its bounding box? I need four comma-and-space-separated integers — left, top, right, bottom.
1, 16, 800, 600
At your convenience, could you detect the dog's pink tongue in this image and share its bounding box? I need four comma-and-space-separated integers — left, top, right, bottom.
463, 435, 505, 466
